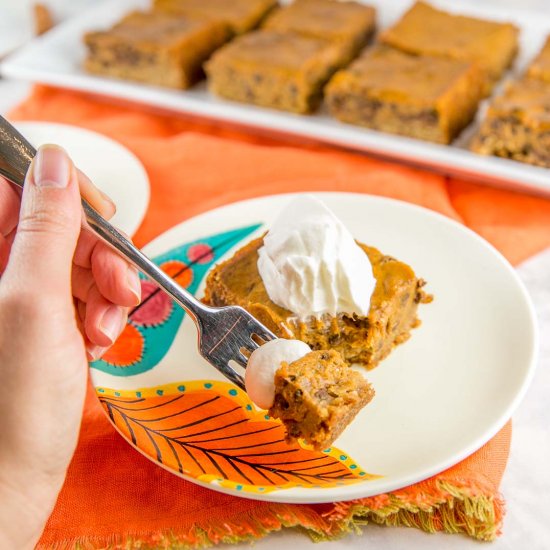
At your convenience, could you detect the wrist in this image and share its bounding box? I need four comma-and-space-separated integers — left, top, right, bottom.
0, 460, 64, 549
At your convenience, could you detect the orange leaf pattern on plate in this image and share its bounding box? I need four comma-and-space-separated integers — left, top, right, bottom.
97, 381, 378, 494
101, 323, 144, 367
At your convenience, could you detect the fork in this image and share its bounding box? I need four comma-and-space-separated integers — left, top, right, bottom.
0, 115, 277, 389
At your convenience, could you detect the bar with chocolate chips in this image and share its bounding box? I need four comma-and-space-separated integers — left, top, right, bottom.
84, 10, 229, 89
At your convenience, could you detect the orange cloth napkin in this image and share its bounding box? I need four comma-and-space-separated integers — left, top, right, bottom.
10, 86, 550, 549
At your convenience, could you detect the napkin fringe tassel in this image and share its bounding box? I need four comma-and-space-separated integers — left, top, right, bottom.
325, 476, 505, 542
40, 476, 503, 549
41, 505, 327, 550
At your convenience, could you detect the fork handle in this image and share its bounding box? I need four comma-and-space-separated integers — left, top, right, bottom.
0, 115, 210, 323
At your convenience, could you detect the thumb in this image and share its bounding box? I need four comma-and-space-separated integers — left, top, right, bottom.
3, 145, 81, 296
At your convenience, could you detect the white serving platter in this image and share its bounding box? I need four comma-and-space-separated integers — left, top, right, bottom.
2, 0, 550, 196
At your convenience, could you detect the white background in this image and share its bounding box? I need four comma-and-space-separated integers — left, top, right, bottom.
0, 1, 549, 549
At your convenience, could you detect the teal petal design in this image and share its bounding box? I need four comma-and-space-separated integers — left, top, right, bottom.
91, 223, 262, 376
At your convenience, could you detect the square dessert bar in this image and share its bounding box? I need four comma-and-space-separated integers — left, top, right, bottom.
205, 30, 342, 114
203, 236, 431, 369
154, 0, 277, 36
325, 46, 484, 144
270, 350, 375, 450
527, 36, 550, 82
471, 77, 550, 168
379, 1, 519, 91
84, 10, 229, 88
263, 0, 376, 64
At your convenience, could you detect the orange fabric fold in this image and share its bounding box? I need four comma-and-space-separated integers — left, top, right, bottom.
9, 86, 550, 548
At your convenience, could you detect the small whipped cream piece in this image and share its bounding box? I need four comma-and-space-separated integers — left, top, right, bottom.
257, 196, 375, 319
245, 339, 311, 409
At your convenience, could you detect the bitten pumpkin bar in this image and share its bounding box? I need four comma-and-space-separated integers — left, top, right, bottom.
203, 235, 431, 369
154, 0, 277, 36
325, 46, 484, 144
471, 77, 550, 168
269, 350, 375, 450
379, 1, 518, 92
205, 30, 342, 114
84, 10, 229, 89
263, 0, 376, 64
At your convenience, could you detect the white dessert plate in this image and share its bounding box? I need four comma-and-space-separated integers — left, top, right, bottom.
2, 0, 550, 196
88, 192, 538, 503
0, 2, 33, 59
0, 0, 96, 58
15, 121, 150, 237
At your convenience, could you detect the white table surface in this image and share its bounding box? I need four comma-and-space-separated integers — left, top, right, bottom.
1, 1, 549, 549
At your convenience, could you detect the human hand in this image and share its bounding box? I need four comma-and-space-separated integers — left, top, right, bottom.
0, 145, 141, 548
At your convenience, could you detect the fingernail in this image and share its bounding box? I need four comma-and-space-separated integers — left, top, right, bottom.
99, 305, 125, 344
87, 345, 107, 362
127, 267, 142, 305
99, 189, 117, 212
33, 145, 71, 188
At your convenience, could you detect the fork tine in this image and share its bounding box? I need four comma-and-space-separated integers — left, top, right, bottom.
196, 305, 278, 389
246, 338, 261, 352
252, 329, 278, 344
240, 346, 252, 360
221, 367, 245, 390
231, 355, 248, 370
205, 354, 245, 390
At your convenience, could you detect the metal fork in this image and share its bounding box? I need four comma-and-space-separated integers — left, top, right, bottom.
0, 115, 277, 389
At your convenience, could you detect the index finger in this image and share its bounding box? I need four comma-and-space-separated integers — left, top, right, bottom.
1, 164, 116, 229
0, 177, 21, 236
77, 168, 116, 220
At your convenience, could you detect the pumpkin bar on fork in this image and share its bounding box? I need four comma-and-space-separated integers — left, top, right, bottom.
269, 350, 375, 450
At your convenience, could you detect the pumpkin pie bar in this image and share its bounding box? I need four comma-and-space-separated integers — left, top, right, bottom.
263, 0, 376, 64
471, 77, 550, 168
270, 350, 375, 450
325, 45, 484, 144
154, 0, 277, 36
205, 29, 342, 113
379, 1, 519, 92
527, 36, 550, 82
203, 236, 431, 369
84, 10, 229, 88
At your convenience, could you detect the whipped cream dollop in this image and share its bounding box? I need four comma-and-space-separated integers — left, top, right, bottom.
257, 196, 375, 319
245, 339, 311, 409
